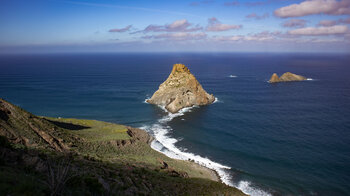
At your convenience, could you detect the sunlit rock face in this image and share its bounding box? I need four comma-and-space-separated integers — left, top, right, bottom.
269, 73, 280, 83
147, 64, 215, 113
269, 72, 307, 83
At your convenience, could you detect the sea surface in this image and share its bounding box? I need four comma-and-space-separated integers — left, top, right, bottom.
0, 53, 349, 196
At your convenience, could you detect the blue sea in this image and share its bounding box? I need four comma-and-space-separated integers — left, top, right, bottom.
0, 53, 349, 196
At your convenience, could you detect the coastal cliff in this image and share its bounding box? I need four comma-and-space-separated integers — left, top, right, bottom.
0, 98, 245, 196
269, 72, 307, 83
147, 64, 215, 113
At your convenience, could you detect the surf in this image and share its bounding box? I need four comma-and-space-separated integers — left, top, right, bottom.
141, 102, 271, 196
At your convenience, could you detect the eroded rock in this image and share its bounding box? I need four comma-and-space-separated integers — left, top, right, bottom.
147, 64, 215, 113
269, 72, 307, 83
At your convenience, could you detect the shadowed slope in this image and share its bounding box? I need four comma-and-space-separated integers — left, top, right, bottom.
0, 98, 245, 196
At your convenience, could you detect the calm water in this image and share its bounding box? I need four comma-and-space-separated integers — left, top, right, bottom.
0, 53, 349, 195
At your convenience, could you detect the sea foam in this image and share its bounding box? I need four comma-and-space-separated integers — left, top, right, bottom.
238, 181, 271, 196
142, 98, 270, 196
143, 98, 150, 103
213, 97, 223, 103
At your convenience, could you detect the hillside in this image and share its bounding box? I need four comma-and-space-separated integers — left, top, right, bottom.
0, 98, 245, 195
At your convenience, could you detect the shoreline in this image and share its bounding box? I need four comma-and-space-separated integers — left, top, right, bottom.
147, 132, 224, 183
142, 128, 221, 182
186, 157, 221, 182
142, 102, 271, 196
143, 99, 230, 184
0, 97, 247, 196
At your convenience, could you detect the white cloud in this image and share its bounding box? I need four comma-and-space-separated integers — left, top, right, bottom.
141, 19, 202, 33
206, 17, 242, 32
318, 20, 338, 27
288, 25, 349, 35
317, 17, 350, 27
246, 13, 269, 20
274, 0, 350, 18
109, 25, 132, 33
282, 19, 307, 28
215, 31, 280, 42
142, 32, 207, 40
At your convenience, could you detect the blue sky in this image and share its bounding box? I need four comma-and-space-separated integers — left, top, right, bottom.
1, 0, 350, 53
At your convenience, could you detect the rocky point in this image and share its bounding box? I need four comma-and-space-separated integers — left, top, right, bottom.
147, 64, 215, 113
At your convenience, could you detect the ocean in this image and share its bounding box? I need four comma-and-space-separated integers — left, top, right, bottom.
0, 53, 349, 195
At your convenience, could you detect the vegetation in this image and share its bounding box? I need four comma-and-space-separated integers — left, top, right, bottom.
44, 117, 217, 180
0, 98, 245, 195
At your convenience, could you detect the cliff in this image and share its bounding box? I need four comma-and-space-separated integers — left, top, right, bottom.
147, 64, 215, 113
0, 98, 245, 196
269, 72, 307, 83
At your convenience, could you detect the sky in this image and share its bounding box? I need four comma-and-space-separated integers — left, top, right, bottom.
0, 0, 350, 53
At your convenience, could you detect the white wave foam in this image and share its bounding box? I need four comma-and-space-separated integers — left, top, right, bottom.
213, 97, 223, 103
229, 75, 237, 78
158, 105, 197, 122
144, 98, 150, 103
306, 78, 313, 81
237, 181, 271, 196
141, 101, 271, 196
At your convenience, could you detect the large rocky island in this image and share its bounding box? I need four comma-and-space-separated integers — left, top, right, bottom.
269, 72, 307, 83
147, 64, 215, 113
0, 98, 245, 196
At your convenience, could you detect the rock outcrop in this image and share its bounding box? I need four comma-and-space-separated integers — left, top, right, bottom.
269, 72, 307, 83
269, 73, 280, 83
147, 64, 215, 113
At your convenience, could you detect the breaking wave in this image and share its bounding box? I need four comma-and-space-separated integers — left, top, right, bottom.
141, 101, 271, 196
213, 97, 223, 103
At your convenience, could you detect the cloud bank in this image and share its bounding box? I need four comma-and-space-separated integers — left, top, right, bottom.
246, 13, 269, 20
142, 32, 207, 41
215, 31, 281, 42
275, 0, 350, 18
288, 25, 349, 35
141, 19, 202, 33
318, 17, 350, 26
282, 19, 307, 28
206, 17, 242, 31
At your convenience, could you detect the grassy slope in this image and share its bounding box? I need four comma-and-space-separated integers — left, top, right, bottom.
0, 98, 245, 196
44, 117, 218, 180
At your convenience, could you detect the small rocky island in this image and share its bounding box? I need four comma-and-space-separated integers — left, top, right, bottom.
147, 64, 215, 113
269, 72, 307, 83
